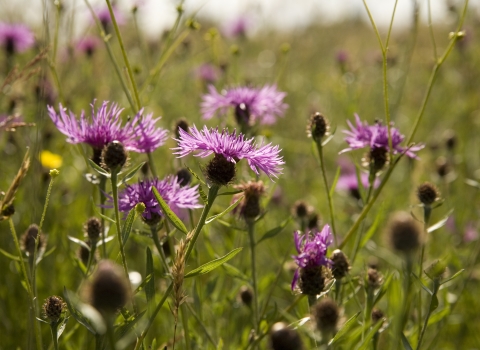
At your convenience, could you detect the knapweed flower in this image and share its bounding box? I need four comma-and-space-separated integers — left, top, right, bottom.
96, 5, 125, 29
194, 63, 220, 84
342, 114, 424, 158
0, 22, 35, 54
223, 16, 250, 38
291, 225, 333, 293
48, 101, 168, 161
114, 175, 202, 225
76, 36, 101, 57
201, 84, 288, 125
173, 125, 284, 184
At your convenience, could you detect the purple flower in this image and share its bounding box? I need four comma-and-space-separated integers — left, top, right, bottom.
96, 5, 125, 28
201, 84, 288, 125
173, 125, 284, 179
76, 36, 101, 56
48, 101, 168, 153
223, 16, 250, 38
291, 225, 333, 291
336, 159, 380, 197
341, 114, 424, 158
113, 176, 202, 224
0, 22, 35, 54
194, 64, 220, 83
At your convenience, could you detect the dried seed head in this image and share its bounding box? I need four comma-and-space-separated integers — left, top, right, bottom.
234, 181, 266, 220
307, 112, 329, 142
371, 308, 385, 324
366, 268, 383, 289
269, 322, 304, 350
21, 224, 46, 256
205, 154, 236, 186
43, 296, 66, 323
330, 249, 350, 280
387, 212, 423, 253
84, 217, 102, 243
298, 266, 325, 296
417, 182, 440, 206
176, 168, 192, 186
88, 260, 130, 315
239, 285, 253, 306
312, 297, 340, 334
101, 141, 128, 171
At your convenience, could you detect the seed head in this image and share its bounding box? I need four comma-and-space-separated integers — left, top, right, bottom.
21, 224, 46, 256
330, 249, 350, 280
43, 296, 66, 323
307, 112, 329, 142
363, 146, 389, 173
387, 212, 422, 253
176, 168, 192, 186
298, 266, 325, 296
371, 308, 385, 324
417, 182, 439, 206
292, 200, 310, 219
239, 285, 253, 306
88, 260, 130, 315
366, 268, 383, 289
234, 181, 266, 220
269, 322, 304, 350
205, 153, 236, 186
312, 297, 340, 334
101, 141, 128, 171
84, 217, 102, 243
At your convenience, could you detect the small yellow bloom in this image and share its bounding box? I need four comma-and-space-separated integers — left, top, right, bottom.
40, 150, 63, 169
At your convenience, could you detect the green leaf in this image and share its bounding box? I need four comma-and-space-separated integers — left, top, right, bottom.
91, 197, 116, 224
360, 214, 381, 248
216, 219, 247, 232
87, 159, 110, 178
373, 272, 393, 306
184, 164, 206, 185
465, 178, 480, 189
115, 310, 146, 339
217, 190, 243, 196
63, 287, 104, 335
57, 316, 70, 340
185, 248, 243, 278
401, 332, 413, 350
152, 187, 188, 234
0, 248, 21, 261
121, 208, 137, 244
221, 263, 250, 282
198, 185, 208, 204
67, 236, 91, 250
95, 235, 115, 247
357, 319, 384, 350
329, 312, 360, 345
329, 166, 341, 198
428, 307, 450, 326
120, 162, 145, 186
429, 293, 439, 313
205, 195, 244, 224
427, 209, 454, 233
145, 247, 155, 306
257, 217, 292, 244
440, 269, 465, 285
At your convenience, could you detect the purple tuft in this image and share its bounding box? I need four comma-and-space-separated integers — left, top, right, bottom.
0, 22, 35, 53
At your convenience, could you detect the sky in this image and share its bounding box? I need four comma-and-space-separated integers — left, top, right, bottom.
2, 0, 480, 38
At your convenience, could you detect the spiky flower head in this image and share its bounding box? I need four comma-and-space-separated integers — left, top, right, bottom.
113, 175, 202, 226
387, 211, 423, 253
173, 125, 284, 183
101, 141, 128, 171
291, 225, 333, 294
292, 200, 310, 219
307, 112, 329, 142
233, 180, 266, 220
21, 224, 46, 257
88, 260, 130, 315
48, 101, 168, 161
341, 114, 424, 158
330, 249, 350, 280
76, 36, 101, 57
366, 267, 383, 289
201, 84, 287, 126
417, 182, 440, 206
43, 296, 66, 323
269, 322, 304, 350
176, 168, 192, 186
312, 297, 340, 334
0, 22, 35, 54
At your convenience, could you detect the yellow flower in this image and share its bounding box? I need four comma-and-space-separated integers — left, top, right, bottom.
40, 150, 63, 169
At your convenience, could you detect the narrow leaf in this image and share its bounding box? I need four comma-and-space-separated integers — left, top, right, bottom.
57, 316, 69, 340
360, 213, 381, 248
257, 217, 292, 244
67, 236, 91, 250
440, 269, 465, 285
185, 164, 205, 185
95, 235, 115, 247
329, 166, 341, 198
185, 248, 243, 278
120, 162, 145, 186
63, 287, 99, 334
357, 320, 384, 350
198, 185, 208, 204
221, 263, 250, 282
428, 209, 454, 233
0, 248, 21, 261
329, 312, 360, 345
216, 219, 247, 232
373, 272, 393, 305
91, 197, 116, 223
145, 247, 155, 306
401, 332, 413, 350
217, 190, 243, 196
205, 195, 244, 224
87, 159, 110, 177
152, 187, 188, 234
428, 307, 450, 326
121, 208, 137, 244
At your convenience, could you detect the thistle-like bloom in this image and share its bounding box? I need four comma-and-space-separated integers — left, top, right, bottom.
48, 101, 168, 153
342, 114, 424, 158
291, 225, 333, 291
194, 64, 220, 83
76, 36, 101, 56
96, 5, 125, 27
201, 84, 288, 125
0, 22, 35, 54
173, 125, 284, 180
223, 16, 250, 38
115, 176, 202, 224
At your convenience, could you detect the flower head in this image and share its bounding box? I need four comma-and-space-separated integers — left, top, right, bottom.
48, 101, 168, 154
342, 114, 424, 158
76, 36, 101, 57
291, 225, 333, 291
96, 5, 125, 28
173, 125, 284, 180
223, 16, 250, 38
0, 22, 35, 54
194, 64, 220, 83
201, 84, 287, 125
114, 176, 202, 225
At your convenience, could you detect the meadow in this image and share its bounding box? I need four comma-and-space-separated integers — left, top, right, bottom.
1, 1, 479, 349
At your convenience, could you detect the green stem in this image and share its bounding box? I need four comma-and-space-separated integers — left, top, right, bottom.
39, 173, 57, 231
315, 141, 337, 245
397, 255, 414, 348
416, 280, 440, 350
147, 152, 157, 178
51, 323, 59, 350
106, 316, 116, 350
134, 185, 220, 349
247, 221, 260, 334
100, 176, 108, 258
105, 0, 141, 111
85, 243, 97, 276
427, 0, 438, 61
418, 206, 432, 341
